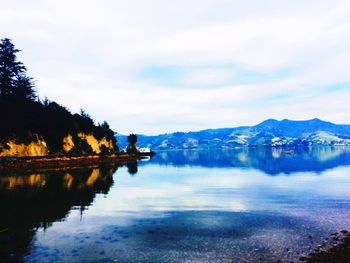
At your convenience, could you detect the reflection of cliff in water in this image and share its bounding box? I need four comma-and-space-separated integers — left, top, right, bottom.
0, 163, 119, 262
147, 147, 350, 175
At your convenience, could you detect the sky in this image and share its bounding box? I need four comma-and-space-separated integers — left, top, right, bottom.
1, 0, 350, 135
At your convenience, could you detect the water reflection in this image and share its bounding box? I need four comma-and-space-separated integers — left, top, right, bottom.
148, 147, 350, 174
0, 163, 119, 262
126, 160, 138, 175
1, 147, 350, 262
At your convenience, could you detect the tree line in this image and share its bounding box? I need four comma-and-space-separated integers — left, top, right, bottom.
0, 38, 118, 155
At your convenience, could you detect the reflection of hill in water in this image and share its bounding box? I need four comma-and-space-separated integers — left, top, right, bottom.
0, 164, 119, 262
148, 147, 350, 175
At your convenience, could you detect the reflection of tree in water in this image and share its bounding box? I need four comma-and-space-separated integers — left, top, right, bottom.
127, 160, 138, 175
0, 163, 119, 262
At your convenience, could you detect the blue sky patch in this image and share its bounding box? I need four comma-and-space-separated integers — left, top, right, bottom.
137, 65, 293, 88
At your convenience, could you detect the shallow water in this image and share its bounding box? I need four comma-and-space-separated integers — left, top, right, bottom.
2, 147, 350, 262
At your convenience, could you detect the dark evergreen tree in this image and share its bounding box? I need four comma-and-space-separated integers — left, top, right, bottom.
13, 74, 36, 100
0, 38, 26, 98
127, 134, 138, 144
100, 121, 110, 130
126, 134, 139, 154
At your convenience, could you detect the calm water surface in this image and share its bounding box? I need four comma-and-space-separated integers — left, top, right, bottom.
2, 147, 350, 262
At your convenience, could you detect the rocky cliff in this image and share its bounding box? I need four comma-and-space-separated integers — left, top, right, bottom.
0, 133, 115, 157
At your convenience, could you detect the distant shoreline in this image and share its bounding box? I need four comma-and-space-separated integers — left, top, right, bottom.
146, 145, 350, 152
0, 154, 138, 173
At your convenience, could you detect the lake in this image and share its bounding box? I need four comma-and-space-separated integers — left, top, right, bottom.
2, 147, 350, 262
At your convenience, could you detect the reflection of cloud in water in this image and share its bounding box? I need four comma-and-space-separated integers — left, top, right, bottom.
86, 165, 350, 219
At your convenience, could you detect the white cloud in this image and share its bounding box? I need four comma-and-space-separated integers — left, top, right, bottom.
1, 0, 350, 134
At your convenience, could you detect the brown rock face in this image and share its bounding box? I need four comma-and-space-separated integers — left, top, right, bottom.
0, 139, 49, 157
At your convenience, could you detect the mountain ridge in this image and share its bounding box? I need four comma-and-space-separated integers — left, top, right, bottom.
116, 119, 350, 150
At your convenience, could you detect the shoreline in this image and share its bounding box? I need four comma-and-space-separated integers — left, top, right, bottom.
0, 154, 139, 173
300, 230, 350, 263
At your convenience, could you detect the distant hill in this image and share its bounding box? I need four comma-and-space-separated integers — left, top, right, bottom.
116, 119, 350, 150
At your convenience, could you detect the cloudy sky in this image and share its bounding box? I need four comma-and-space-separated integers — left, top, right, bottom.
1, 0, 350, 135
